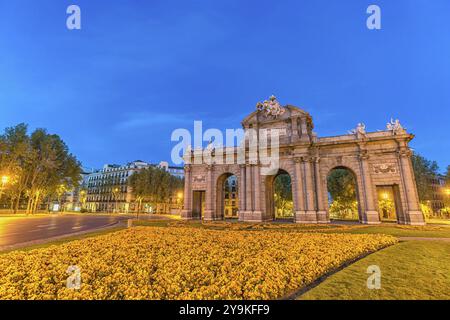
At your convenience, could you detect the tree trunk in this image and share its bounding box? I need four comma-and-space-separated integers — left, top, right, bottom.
26, 197, 33, 215
14, 195, 21, 214
33, 194, 40, 214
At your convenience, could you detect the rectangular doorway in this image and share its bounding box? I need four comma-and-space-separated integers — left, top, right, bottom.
376, 185, 403, 222
192, 191, 205, 219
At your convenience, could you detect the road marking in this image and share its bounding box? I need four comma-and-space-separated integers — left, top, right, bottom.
72, 226, 83, 230
1, 232, 19, 236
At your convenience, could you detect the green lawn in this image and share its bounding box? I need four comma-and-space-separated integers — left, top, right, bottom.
426, 218, 450, 225
331, 225, 450, 238
299, 240, 450, 300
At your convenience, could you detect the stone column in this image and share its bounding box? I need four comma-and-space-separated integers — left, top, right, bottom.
314, 157, 329, 223
203, 165, 215, 220
238, 164, 246, 221
181, 165, 192, 219
359, 152, 380, 224
245, 164, 253, 217
253, 163, 262, 220
293, 158, 306, 223
303, 157, 318, 223
399, 148, 425, 225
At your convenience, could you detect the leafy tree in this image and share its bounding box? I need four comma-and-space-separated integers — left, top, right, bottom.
329, 198, 359, 220
327, 169, 357, 203
327, 169, 358, 220
128, 166, 184, 215
411, 152, 439, 202
0, 124, 30, 212
0, 124, 81, 214
24, 129, 81, 213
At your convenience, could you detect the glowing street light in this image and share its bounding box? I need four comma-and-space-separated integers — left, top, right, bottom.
1, 176, 9, 185
0, 175, 10, 202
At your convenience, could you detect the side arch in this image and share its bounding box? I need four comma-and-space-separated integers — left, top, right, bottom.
215, 171, 239, 219
264, 168, 294, 220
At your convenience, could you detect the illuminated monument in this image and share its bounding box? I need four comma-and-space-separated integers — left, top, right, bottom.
181, 96, 425, 225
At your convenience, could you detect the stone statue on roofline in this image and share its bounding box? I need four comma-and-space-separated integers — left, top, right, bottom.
386, 118, 406, 134
349, 123, 366, 136
256, 95, 286, 119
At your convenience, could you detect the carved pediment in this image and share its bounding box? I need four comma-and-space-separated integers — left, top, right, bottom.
241, 97, 311, 127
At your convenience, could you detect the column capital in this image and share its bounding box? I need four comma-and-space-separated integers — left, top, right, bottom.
184, 165, 192, 172
206, 164, 214, 171
359, 150, 370, 161
398, 148, 412, 158
301, 156, 315, 163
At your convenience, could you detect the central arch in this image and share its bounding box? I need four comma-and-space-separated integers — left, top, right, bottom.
216, 173, 238, 219
265, 169, 294, 221
326, 166, 362, 222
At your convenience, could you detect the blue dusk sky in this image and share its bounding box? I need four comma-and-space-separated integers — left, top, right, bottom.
0, 0, 449, 171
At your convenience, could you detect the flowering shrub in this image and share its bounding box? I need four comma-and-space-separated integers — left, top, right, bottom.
0, 227, 396, 300
170, 220, 367, 232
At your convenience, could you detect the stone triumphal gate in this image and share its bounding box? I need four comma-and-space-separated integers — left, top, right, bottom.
181, 97, 425, 225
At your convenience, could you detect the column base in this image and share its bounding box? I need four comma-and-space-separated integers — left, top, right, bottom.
361, 211, 381, 224
241, 211, 273, 222
316, 211, 330, 224
203, 210, 214, 221
181, 210, 193, 219
203, 216, 224, 221
405, 210, 426, 225
295, 211, 318, 224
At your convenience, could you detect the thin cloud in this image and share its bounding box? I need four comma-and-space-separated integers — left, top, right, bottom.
115, 112, 192, 130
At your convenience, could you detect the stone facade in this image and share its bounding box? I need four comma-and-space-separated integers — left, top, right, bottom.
181, 102, 425, 225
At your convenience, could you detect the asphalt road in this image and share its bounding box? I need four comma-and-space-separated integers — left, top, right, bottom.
0, 215, 132, 248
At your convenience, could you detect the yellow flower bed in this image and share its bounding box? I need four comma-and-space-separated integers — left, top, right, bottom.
0, 227, 397, 300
